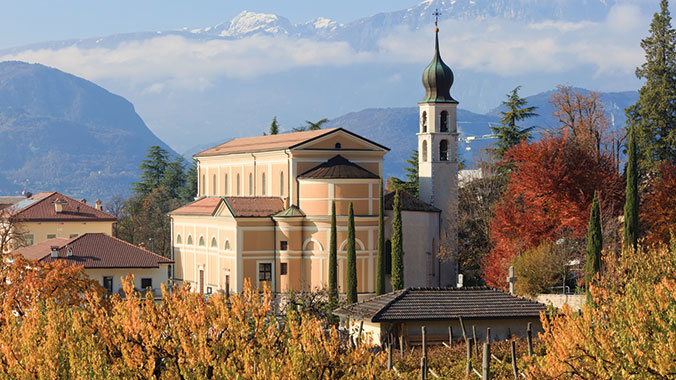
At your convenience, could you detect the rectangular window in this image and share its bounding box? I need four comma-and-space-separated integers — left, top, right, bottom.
280, 262, 288, 275
141, 278, 152, 289
259, 263, 272, 282
69, 234, 78, 238
280, 241, 288, 250
103, 277, 113, 294
24, 234, 34, 246
46, 234, 56, 239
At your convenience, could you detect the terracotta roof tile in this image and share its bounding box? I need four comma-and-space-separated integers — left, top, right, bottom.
169, 197, 222, 216
224, 197, 285, 217
334, 287, 546, 322
11, 192, 117, 222
384, 191, 440, 213
298, 155, 379, 179
196, 129, 337, 157
14, 233, 173, 268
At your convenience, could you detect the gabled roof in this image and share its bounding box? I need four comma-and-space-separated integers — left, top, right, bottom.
195, 129, 337, 157
170, 196, 285, 218
334, 287, 546, 322
194, 128, 389, 157
384, 190, 440, 213
298, 155, 379, 179
274, 205, 306, 218
13, 233, 173, 269
10, 192, 116, 222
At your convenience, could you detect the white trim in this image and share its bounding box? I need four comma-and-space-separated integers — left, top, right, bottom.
340, 238, 366, 251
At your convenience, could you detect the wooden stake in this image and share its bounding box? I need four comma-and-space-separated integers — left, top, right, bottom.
486, 327, 491, 345
400, 334, 404, 359
459, 316, 467, 341
448, 325, 453, 347
482, 342, 490, 380
526, 322, 533, 356
357, 321, 364, 346
420, 356, 427, 380
473, 325, 479, 357
510, 340, 518, 379
388, 343, 393, 371
422, 326, 427, 359
465, 338, 472, 377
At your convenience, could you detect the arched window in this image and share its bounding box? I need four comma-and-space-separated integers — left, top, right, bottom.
176, 234, 182, 244
211, 237, 217, 248
212, 174, 217, 195
422, 140, 428, 162
248, 173, 253, 196
335, 142, 341, 149
421, 111, 427, 133
201, 175, 205, 196
440, 111, 449, 132
225, 174, 229, 195
261, 173, 266, 196
187, 235, 193, 245
440, 140, 449, 161
280, 173, 285, 196
385, 240, 392, 275
224, 240, 230, 250
198, 236, 205, 247
237, 174, 241, 195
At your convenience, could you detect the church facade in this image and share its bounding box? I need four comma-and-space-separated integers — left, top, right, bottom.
170, 29, 459, 297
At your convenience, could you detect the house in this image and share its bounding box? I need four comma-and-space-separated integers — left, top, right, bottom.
6, 191, 116, 249
13, 233, 173, 295
169, 27, 460, 297
333, 287, 547, 346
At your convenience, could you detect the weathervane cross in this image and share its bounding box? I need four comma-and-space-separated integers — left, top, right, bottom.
433, 9, 441, 27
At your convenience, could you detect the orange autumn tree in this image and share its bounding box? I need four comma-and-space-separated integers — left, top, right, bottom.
641, 161, 676, 245
483, 135, 624, 288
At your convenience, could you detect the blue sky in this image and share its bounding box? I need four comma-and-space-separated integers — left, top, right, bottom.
0, 0, 415, 49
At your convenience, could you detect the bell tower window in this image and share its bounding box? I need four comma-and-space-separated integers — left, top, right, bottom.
421, 111, 427, 133
422, 140, 428, 162
440, 140, 449, 161
440, 111, 449, 132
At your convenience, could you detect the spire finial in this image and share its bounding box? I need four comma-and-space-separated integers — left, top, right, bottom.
433, 8, 441, 31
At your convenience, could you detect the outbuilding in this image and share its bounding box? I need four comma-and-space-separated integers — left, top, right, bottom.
334, 287, 547, 346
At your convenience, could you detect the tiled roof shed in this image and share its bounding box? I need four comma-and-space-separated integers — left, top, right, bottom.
14, 233, 173, 268
298, 155, 379, 179
334, 287, 546, 322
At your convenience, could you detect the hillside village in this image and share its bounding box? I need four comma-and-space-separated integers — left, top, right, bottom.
0, 1, 675, 378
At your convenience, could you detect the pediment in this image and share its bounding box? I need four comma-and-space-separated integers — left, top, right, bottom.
292, 129, 389, 152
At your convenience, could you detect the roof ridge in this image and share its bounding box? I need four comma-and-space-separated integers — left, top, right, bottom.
15, 191, 57, 213
95, 233, 172, 263
371, 288, 410, 322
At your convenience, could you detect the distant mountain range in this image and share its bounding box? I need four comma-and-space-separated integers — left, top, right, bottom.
0, 61, 177, 200
0, 0, 652, 155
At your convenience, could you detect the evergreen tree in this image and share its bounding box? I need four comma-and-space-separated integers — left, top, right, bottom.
376, 178, 386, 295
389, 150, 419, 197
585, 191, 602, 303
328, 201, 338, 304
626, 0, 676, 173
491, 86, 537, 159
178, 160, 198, 201
391, 190, 404, 290
270, 116, 279, 135
160, 157, 187, 200
133, 146, 170, 195
346, 202, 358, 303
624, 127, 640, 251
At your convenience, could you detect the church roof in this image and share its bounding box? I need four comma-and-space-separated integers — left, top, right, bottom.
421, 29, 457, 104
274, 205, 306, 218
334, 287, 546, 322
195, 129, 337, 157
384, 190, 440, 213
170, 196, 285, 218
169, 197, 221, 216
298, 155, 379, 179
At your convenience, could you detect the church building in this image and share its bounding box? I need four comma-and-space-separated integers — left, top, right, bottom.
170, 27, 459, 297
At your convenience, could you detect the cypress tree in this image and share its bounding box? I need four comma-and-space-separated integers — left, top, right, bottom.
391, 190, 404, 290
626, 0, 676, 173
328, 201, 338, 304
269, 116, 279, 135
346, 202, 358, 304
585, 191, 602, 303
624, 127, 639, 251
376, 178, 386, 295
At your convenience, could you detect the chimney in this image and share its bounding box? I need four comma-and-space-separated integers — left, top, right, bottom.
80, 198, 87, 204
50, 246, 59, 258
54, 199, 64, 213
506, 265, 517, 295
95, 199, 102, 210
66, 246, 73, 257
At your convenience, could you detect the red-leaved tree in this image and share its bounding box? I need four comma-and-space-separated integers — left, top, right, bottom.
483, 135, 624, 288
641, 162, 676, 246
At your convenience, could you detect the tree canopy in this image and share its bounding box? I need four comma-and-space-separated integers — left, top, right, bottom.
491, 86, 537, 159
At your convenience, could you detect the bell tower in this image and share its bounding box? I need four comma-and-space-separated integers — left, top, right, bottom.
418, 21, 458, 285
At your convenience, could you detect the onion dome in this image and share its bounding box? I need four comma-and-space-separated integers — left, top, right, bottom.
421, 28, 458, 104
